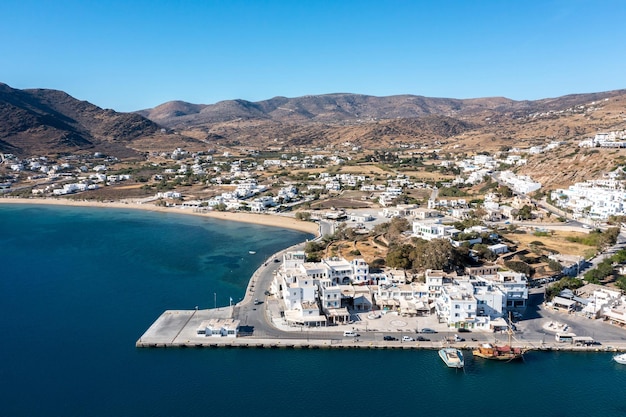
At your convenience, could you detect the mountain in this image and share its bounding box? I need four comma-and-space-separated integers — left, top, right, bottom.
138, 90, 626, 153
138, 94, 518, 126
3, 81, 626, 165
0, 83, 163, 157
139, 91, 626, 127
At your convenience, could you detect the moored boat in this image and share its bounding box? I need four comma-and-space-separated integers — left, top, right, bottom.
472, 343, 524, 361
439, 348, 464, 368
473, 313, 525, 362
613, 353, 626, 364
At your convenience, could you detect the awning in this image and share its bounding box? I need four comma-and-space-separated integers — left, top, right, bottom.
553, 296, 577, 307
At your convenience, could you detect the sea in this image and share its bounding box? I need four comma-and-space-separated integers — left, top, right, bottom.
1, 204, 626, 417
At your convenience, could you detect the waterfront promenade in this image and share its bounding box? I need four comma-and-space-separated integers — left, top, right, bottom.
136, 252, 626, 352
136, 304, 626, 352
137, 222, 626, 352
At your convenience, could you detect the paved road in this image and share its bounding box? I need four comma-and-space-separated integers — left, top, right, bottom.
231, 224, 626, 347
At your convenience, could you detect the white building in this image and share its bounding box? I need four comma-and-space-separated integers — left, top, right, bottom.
498, 171, 541, 195
196, 319, 240, 337
412, 219, 460, 241
435, 279, 477, 328
272, 253, 371, 325
551, 176, 626, 220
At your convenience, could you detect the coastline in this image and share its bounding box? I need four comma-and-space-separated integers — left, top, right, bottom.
0, 197, 319, 235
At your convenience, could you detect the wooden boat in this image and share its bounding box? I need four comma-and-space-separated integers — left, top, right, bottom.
472, 343, 524, 361
473, 314, 525, 361
439, 348, 464, 368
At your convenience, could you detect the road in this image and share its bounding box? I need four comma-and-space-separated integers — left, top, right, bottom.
230, 215, 626, 347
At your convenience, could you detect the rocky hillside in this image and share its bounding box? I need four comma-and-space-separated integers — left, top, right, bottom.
3, 80, 626, 170
0, 83, 167, 157
138, 93, 521, 126
137, 90, 626, 153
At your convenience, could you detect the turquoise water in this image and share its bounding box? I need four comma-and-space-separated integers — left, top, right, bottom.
1, 204, 626, 417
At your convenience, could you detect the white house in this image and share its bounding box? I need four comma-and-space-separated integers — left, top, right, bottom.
412, 219, 460, 241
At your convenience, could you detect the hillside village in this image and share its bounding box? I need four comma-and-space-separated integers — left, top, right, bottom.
4, 129, 626, 330
3, 129, 626, 221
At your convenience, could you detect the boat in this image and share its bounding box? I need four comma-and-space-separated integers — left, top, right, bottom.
613, 353, 626, 364
473, 315, 525, 361
248, 251, 256, 255
439, 348, 464, 368
472, 343, 524, 361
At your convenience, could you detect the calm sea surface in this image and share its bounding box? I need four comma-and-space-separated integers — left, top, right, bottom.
1, 204, 626, 417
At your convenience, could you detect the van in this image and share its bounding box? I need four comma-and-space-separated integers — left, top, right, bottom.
343, 330, 359, 337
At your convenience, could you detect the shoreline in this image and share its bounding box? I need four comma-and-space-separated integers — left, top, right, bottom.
0, 197, 320, 235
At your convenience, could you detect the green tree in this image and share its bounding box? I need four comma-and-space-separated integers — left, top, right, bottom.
411, 239, 457, 271
497, 185, 513, 198
547, 259, 563, 273
387, 217, 410, 241
518, 205, 533, 220
504, 260, 534, 276
295, 211, 312, 221
386, 244, 413, 269
473, 243, 497, 261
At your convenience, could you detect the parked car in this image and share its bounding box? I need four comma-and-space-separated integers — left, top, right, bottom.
419, 328, 437, 334
383, 335, 397, 341
416, 336, 430, 341
402, 336, 415, 342
343, 330, 359, 337
457, 328, 471, 333
453, 334, 465, 342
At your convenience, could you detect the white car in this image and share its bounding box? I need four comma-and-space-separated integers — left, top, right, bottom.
402, 336, 415, 342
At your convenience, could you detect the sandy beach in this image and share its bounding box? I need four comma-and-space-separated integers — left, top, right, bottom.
0, 197, 320, 235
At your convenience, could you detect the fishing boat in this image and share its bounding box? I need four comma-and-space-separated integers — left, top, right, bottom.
438, 348, 464, 368
613, 353, 626, 365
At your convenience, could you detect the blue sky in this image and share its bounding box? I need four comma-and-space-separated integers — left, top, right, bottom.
1, 0, 624, 111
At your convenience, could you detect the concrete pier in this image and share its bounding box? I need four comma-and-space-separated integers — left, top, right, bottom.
136, 307, 234, 347
136, 308, 626, 352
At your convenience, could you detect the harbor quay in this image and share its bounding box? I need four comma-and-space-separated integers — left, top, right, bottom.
135, 303, 626, 352
135, 306, 626, 352
137, 242, 626, 353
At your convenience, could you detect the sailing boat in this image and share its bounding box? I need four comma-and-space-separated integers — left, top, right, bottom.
473, 314, 525, 361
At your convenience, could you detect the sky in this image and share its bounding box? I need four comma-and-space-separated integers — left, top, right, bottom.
1, 0, 625, 112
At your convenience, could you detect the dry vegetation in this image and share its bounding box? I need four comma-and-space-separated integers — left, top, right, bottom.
500, 229, 595, 258
327, 236, 387, 263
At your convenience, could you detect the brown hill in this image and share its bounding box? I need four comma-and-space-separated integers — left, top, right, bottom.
0, 83, 165, 157
139, 93, 519, 127
3, 81, 626, 177
138, 90, 626, 158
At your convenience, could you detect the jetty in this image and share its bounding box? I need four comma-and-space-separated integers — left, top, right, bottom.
137, 242, 626, 353
136, 306, 626, 352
